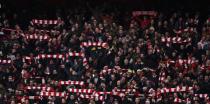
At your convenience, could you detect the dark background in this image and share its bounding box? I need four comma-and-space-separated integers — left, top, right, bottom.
1, 0, 210, 25
1, 0, 210, 12
1, 0, 210, 29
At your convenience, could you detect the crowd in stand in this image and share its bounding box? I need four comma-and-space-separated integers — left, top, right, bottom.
0, 4, 210, 104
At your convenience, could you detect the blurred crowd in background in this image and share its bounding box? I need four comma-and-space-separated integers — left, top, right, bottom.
0, 1, 210, 104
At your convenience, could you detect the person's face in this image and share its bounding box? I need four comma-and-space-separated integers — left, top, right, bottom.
75, 23, 79, 28
8, 76, 13, 82
114, 100, 119, 104
11, 100, 15, 104
186, 77, 191, 81
145, 29, 149, 34
94, 78, 98, 84
136, 47, 140, 54
115, 57, 120, 63
135, 98, 140, 104
172, 52, 176, 57
61, 98, 66, 103
130, 28, 135, 34
170, 18, 173, 23
194, 101, 199, 104
128, 48, 133, 53
70, 95, 74, 100
53, 70, 57, 75
112, 23, 116, 27
124, 59, 129, 65
117, 80, 121, 86
50, 60, 53, 64
99, 24, 103, 29
148, 49, 153, 55
117, 50, 123, 56
25, 99, 29, 104
88, 24, 92, 28
140, 54, 144, 58
145, 99, 150, 104
95, 28, 100, 33
130, 23, 134, 28
111, 74, 115, 80
84, 22, 88, 27
93, 19, 97, 24
121, 77, 126, 82
119, 26, 123, 30
119, 29, 123, 34
101, 83, 105, 88
178, 73, 183, 78
204, 76, 209, 82
163, 20, 168, 26
180, 45, 184, 49
158, 21, 162, 27
151, 19, 154, 24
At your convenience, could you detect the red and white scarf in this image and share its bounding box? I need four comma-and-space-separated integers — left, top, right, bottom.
25, 34, 50, 40
164, 59, 198, 67
1, 28, 18, 32
176, 59, 197, 65
39, 89, 125, 99
174, 97, 191, 103
80, 42, 108, 49
175, 27, 196, 34
36, 54, 66, 59
17, 96, 41, 100
158, 71, 166, 83
58, 80, 85, 86
194, 94, 209, 100
100, 66, 153, 76
200, 65, 210, 70
25, 52, 85, 60
149, 86, 195, 100
80, 94, 104, 101
0, 59, 12, 64
40, 91, 67, 97
82, 57, 88, 67
25, 86, 54, 91
175, 59, 198, 68
174, 94, 209, 103
68, 88, 94, 94
157, 86, 194, 94
113, 88, 136, 93
132, 11, 157, 17
31, 19, 61, 25
100, 67, 129, 76
67, 88, 126, 97
22, 52, 87, 66
161, 37, 191, 44
34, 29, 59, 33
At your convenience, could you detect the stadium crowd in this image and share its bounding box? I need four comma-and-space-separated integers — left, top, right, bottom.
0, 3, 210, 104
